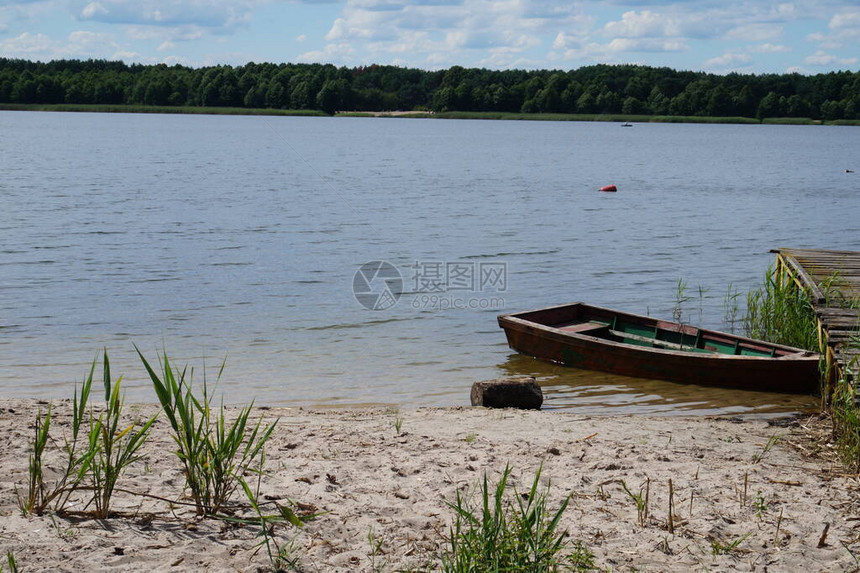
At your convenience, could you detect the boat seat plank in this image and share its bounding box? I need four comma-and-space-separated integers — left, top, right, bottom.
556, 321, 610, 334
608, 329, 718, 353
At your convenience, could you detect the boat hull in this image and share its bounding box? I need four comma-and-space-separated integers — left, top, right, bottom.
498, 303, 820, 393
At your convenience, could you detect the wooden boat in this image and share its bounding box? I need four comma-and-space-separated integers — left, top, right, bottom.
498, 303, 820, 393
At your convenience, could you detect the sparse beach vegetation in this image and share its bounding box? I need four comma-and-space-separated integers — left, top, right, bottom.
6, 399, 860, 571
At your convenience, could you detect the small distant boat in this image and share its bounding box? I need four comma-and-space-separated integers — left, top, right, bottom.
599, 184, 617, 193
498, 302, 820, 393
621, 122, 633, 127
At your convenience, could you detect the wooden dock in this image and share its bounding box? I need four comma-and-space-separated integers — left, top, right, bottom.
774, 248, 860, 385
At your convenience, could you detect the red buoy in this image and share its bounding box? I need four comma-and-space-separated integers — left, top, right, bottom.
599, 184, 617, 192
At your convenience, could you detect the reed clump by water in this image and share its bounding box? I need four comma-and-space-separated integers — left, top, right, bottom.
741, 265, 860, 471
743, 265, 819, 352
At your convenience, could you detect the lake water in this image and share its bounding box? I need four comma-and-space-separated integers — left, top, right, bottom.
1, 111, 858, 415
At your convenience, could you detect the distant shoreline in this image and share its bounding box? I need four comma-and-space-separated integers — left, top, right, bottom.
3, 103, 859, 126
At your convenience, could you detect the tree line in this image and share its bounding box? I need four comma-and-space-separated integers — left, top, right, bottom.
1, 58, 858, 120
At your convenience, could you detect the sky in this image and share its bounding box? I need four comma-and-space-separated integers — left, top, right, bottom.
0, 1, 858, 75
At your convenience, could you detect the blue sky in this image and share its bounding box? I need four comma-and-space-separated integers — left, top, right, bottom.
1, 0, 858, 74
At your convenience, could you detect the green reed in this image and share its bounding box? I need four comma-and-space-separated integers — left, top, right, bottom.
236, 459, 310, 572
137, 347, 277, 516
742, 267, 860, 472
831, 346, 860, 472
743, 265, 819, 352
3, 551, 20, 573
18, 351, 155, 518
18, 357, 99, 515
89, 351, 156, 518
441, 464, 594, 572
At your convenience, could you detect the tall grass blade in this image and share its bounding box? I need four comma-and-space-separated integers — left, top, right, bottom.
19, 355, 102, 515
137, 347, 278, 516
85, 350, 157, 518
441, 464, 592, 572
744, 265, 818, 352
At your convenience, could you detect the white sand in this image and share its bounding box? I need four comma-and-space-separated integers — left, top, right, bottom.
1, 399, 858, 572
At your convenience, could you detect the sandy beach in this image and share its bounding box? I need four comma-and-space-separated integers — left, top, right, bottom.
2, 399, 859, 572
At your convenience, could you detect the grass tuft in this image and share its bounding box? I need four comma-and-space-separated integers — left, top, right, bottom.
136, 346, 278, 516
89, 350, 156, 518
620, 479, 649, 527
440, 464, 594, 572
711, 532, 751, 555
236, 461, 310, 572
18, 357, 100, 515
751, 433, 782, 464
4, 551, 19, 573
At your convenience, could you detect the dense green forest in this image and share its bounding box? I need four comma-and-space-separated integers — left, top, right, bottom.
1, 58, 858, 120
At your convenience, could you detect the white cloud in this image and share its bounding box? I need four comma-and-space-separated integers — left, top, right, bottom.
724, 23, 782, 42
829, 10, 860, 30
296, 34, 307, 42
805, 8, 860, 49
806, 31, 842, 49
604, 10, 680, 38
0, 32, 54, 59
751, 43, 790, 53
80, 2, 108, 19
806, 50, 837, 65
603, 8, 729, 41
75, 0, 258, 31
113, 50, 146, 61
68, 30, 111, 45
310, 0, 592, 68
161, 54, 193, 66
551, 35, 686, 66
552, 31, 581, 51
0, 29, 131, 62
704, 52, 752, 69
296, 41, 356, 64
124, 24, 205, 43
804, 49, 857, 66
771, 3, 797, 20
605, 38, 686, 53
